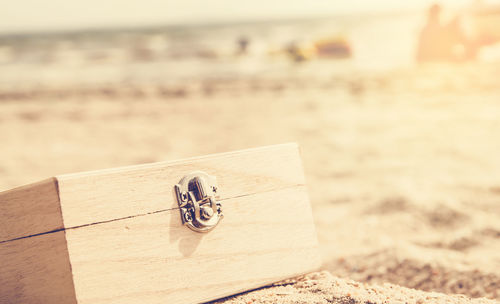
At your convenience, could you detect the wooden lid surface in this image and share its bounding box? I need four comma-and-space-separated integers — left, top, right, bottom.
0, 143, 305, 242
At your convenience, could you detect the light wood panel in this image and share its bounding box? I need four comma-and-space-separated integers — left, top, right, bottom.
65, 186, 320, 304
0, 230, 77, 304
57, 143, 305, 229
0, 143, 320, 304
0, 178, 62, 242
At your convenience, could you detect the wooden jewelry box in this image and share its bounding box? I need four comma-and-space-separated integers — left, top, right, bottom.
0, 143, 321, 304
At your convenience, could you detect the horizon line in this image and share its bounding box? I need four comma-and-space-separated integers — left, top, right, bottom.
0, 8, 422, 38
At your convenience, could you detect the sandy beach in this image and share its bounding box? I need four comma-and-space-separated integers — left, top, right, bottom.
214, 271, 497, 304
1, 16, 500, 303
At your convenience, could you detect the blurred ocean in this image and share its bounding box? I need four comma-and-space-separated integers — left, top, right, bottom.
0, 12, 499, 96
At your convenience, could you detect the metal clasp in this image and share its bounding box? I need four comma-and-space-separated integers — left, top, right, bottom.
174, 171, 223, 232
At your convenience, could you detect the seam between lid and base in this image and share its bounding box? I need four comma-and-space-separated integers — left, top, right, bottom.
0, 183, 305, 244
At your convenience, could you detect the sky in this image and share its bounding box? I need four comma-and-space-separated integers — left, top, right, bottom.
0, 0, 495, 34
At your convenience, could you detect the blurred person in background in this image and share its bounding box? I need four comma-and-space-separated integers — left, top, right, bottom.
235, 36, 250, 55
417, 3, 476, 62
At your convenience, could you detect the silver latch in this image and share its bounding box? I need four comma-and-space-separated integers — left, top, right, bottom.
174, 171, 223, 232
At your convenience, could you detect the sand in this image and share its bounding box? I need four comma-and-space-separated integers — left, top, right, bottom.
213, 271, 496, 304
1, 62, 499, 303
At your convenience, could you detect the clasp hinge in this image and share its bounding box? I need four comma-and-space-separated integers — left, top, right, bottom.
174, 171, 223, 232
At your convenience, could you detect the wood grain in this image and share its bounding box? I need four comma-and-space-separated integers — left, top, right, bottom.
65, 186, 320, 304
0, 178, 62, 242
0, 231, 77, 304
56, 143, 305, 229
0, 143, 320, 304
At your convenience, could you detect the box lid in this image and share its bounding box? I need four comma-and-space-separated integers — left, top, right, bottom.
0, 143, 306, 243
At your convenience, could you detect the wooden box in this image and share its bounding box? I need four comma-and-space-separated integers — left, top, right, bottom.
0, 143, 320, 304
